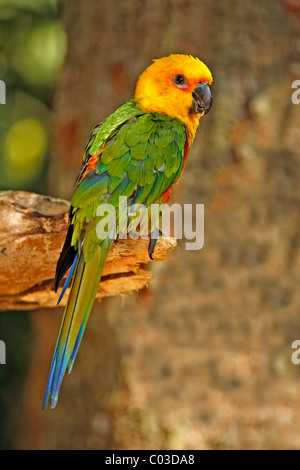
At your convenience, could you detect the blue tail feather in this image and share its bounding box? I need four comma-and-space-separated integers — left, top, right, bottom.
43, 240, 112, 409
50, 261, 86, 404
57, 252, 79, 306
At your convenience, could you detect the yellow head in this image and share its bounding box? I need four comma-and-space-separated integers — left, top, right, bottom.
134, 54, 213, 140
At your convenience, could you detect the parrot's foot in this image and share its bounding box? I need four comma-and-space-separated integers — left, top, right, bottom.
148, 228, 163, 260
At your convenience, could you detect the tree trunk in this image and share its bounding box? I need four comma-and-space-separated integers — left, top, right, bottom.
20, 0, 300, 450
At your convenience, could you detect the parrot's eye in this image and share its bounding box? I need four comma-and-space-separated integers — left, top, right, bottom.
172, 74, 188, 89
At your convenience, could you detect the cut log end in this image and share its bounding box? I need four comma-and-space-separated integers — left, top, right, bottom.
0, 191, 177, 310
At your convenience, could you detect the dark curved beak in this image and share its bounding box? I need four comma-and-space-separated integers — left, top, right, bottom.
190, 82, 213, 115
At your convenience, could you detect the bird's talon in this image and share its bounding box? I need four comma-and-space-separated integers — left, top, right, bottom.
148, 228, 163, 260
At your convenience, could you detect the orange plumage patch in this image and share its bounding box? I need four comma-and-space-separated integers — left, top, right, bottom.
79, 153, 99, 181
78, 142, 110, 183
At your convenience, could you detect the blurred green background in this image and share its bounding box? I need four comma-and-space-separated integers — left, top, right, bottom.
0, 0, 66, 449
0, 0, 66, 191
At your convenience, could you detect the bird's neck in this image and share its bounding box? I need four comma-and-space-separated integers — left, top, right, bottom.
183, 113, 201, 145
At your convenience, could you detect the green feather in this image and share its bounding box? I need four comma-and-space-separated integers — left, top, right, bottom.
154, 129, 174, 148
107, 152, 131, 177
143, 156, 155, 171
96, 160, 108, 175
108, 176, 123, 193
108, 176, 136, 207
71, 174, 109, 208
145, 169, 156, 185
147, 171, 169, 205
101, 139, 129, 164
134, 184, 152, 204
130, 142, 148, 160
124, 127, 141, 147
89, 100, 143, 155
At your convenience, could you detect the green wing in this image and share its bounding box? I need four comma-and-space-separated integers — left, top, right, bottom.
71, 101, 186, 260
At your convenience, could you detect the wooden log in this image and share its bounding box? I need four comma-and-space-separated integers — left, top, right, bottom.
0, 191, 176, 310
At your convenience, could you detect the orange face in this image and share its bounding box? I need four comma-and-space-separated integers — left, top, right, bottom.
134, 54, 213, 140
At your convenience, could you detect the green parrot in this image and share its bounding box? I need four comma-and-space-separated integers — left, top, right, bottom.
43, 54, 213, 409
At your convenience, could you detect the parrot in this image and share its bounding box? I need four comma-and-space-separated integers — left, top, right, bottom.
42, 54, 213, 409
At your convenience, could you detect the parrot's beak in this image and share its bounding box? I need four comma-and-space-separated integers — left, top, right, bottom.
190, 82, 213, 115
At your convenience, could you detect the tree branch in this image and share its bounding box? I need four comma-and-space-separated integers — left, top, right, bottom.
0, 191, 176, 310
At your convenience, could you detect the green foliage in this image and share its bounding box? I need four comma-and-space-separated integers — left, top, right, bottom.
0, 0, 65, 450
0, 0, 66, 190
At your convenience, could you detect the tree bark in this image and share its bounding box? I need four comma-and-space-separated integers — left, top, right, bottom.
0, 190, 176, 310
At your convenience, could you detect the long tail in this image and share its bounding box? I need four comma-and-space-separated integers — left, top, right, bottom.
43, 239, 111, 409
